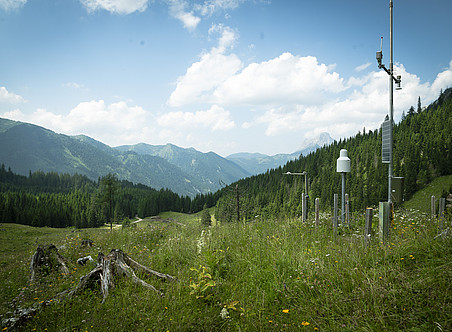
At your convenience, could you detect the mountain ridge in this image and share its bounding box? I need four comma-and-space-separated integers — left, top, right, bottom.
0, 117, 335, 196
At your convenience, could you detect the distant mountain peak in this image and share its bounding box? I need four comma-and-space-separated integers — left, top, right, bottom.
298, 132, 335, 154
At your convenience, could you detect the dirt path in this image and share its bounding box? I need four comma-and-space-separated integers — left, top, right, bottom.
112, 217, 143, 229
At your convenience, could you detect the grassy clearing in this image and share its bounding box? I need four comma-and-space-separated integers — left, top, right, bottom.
403, 174, 452, 213
1, 205, 451, 331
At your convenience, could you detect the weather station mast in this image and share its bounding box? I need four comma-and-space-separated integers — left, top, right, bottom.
376, 0, 402, 241
376, 0, 401, 204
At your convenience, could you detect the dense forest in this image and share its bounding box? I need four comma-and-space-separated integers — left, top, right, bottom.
215, 88, 452, 221
0, 166, 218, 228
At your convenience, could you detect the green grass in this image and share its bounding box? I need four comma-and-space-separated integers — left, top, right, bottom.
1, 200, 451, 331
403, 174, 452, 213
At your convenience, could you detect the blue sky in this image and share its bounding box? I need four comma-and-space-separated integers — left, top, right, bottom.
1, 0, 452, 157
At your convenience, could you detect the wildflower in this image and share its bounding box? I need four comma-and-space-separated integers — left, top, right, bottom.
302, 321, 310, 326
220, 307, 230, 319
282, 309, 289, 313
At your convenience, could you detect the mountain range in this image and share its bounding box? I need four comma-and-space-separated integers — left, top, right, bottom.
0, 117, 334, 196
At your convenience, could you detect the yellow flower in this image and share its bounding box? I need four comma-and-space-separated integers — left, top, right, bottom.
302, 321, 310, 326
282, 309, 289, 313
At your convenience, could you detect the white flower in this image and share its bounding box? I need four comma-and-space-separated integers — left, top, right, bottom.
220, 307, 230, 319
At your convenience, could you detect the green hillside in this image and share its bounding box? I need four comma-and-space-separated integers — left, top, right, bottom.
115, 143, 251, 192
0, 120, 205, 196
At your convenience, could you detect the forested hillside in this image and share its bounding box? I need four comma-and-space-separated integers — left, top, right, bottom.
215, 89, 452, 221
0, 166, 217, 228
0, 120, 225, 197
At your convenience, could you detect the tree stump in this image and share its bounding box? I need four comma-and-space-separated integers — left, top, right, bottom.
30, 244, 69, 282
69, 249, 175, 303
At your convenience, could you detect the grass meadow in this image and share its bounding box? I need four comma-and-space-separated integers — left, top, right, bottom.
1, 197, 451, 330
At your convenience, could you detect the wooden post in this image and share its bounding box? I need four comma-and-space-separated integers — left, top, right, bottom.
345, 193, 350, 227
302, 192, 307, 222
439, 197, 446, 232
235, 184, 240, 223
431, 195, 436, 218
315, 198, 320, 228
379, 202, 390, 243
365, 208, 373, 246
333, 194, 338, 235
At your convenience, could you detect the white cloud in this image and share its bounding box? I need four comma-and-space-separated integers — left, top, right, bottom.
0, 0, 26, 11
213, 53, 346, 106
355, 62, 371, 72
1, 100, 151, 146
208, 24, 237, 52
240, 60, 452, 140
157, 104, 235, 131
194, 0, 242, 16
0, 86, 25, 103
432, 60, 452, 94
168, 25, 242, 106
80, 0, 148, 14
167, 0, 201, 30
62, 82, 85, 89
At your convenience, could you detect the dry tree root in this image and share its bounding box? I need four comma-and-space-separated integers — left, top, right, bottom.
68, 249, 175, 303
2, 247, 175, 330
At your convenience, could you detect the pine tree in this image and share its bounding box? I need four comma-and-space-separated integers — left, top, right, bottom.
99, 173, 120, 231
201, 203, 212, 226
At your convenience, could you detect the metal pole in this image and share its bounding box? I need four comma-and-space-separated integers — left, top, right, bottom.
333, 193, 338, 235
388, 0, 394, 203
341, 172, 345, 225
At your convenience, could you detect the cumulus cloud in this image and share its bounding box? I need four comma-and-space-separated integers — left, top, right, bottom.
0, 0, 27, 11
0, 87, 25, 103
2, 100, 151, 146
214, 53, 346, 106
168, 25, 242, 106
80, 0, 148, 14
157, 104, 235, 131
242, 61, 452, 139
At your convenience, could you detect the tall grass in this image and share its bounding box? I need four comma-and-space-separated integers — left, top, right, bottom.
1, 207, 451, 331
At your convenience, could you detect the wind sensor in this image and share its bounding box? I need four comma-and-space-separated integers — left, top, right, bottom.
376, 37, 402, 90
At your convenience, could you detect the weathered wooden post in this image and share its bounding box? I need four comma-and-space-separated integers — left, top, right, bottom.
431, 195, 436, 218
438, 197, 446, 232
302, 192, 307, 222
315, 198, 320, 228
345, 193, 350, 227
365, 208, 373, 246
379, 202, 391, 242
333, 194, 338, 235
236, 184, 240, 223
